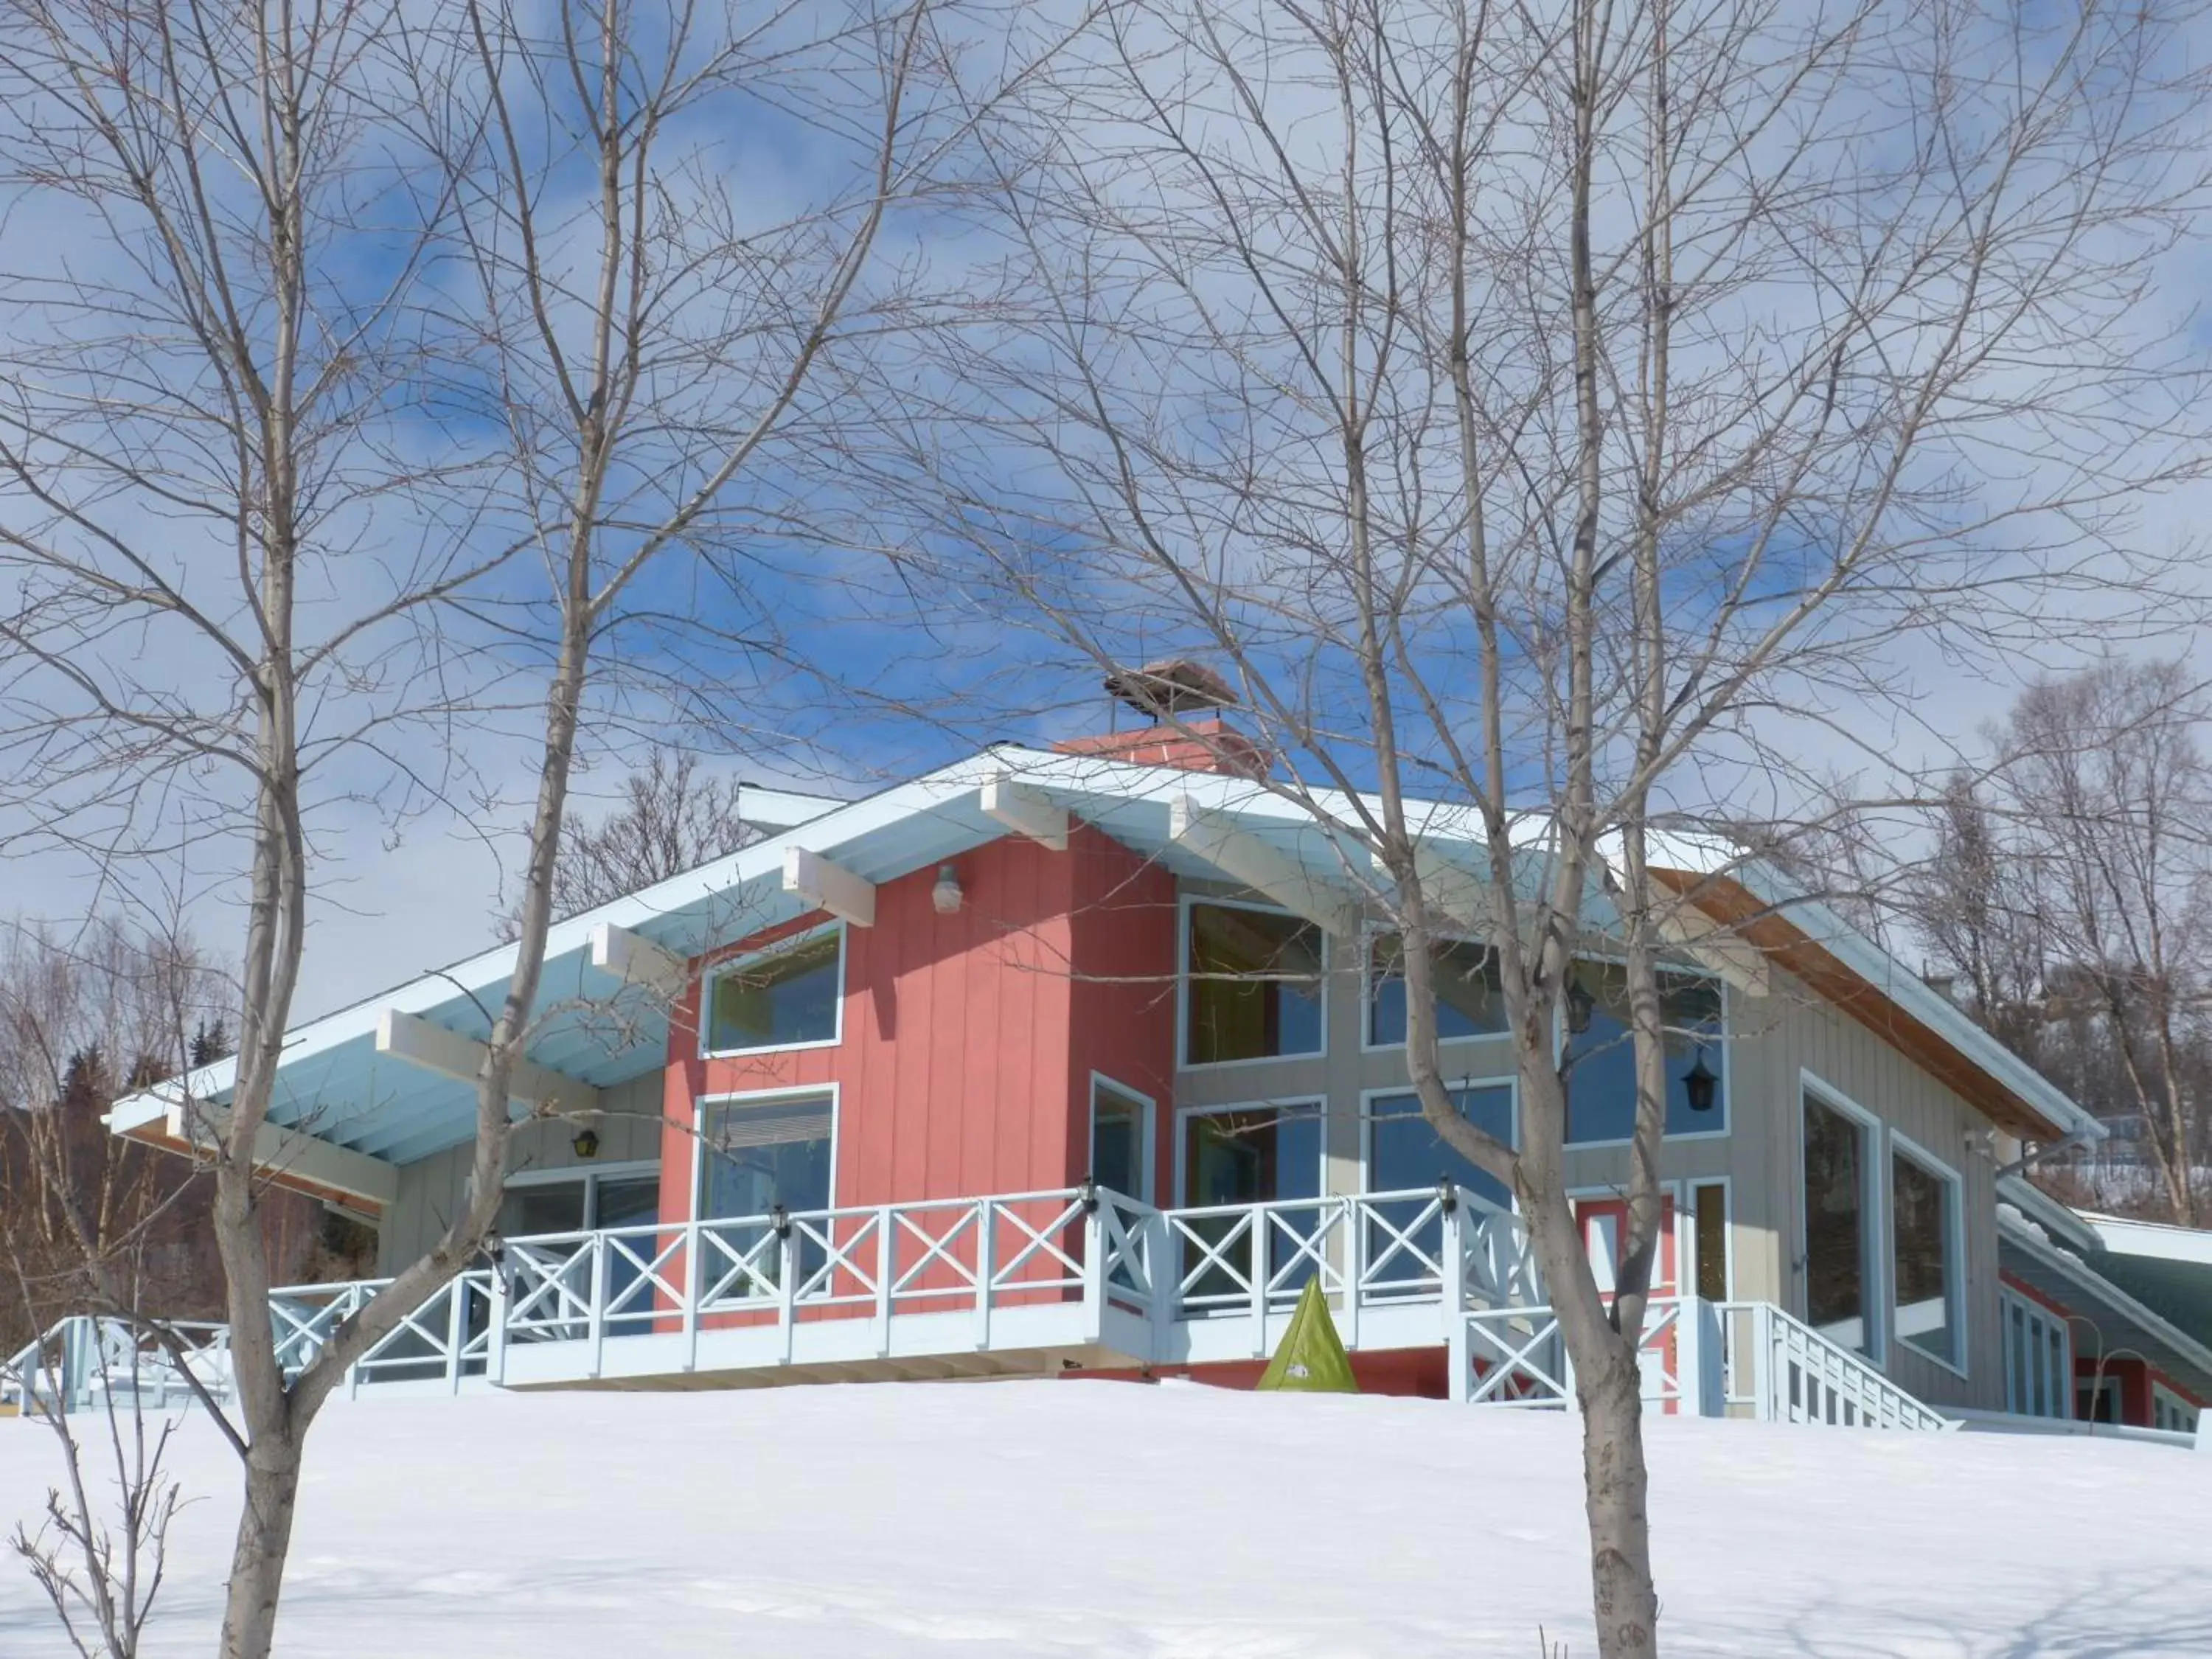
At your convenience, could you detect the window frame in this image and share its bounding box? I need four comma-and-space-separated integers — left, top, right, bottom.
1358, 925, 1513, 1054
690, 1082, 841, 1223
1688, 1177, 1733, 1304
1796, 1072, 1886, 1366
2000, 1286, 2073, 1419
1172, 1094, 1329, 1208
2151, 1380, 2200, 1436
1356, 1078, 1520, 1208
1888, 1129, 1968, 1378
501, 1159, 663, 1235
1088, 1071, 1158, 1206
1175, 894, 1329, 1071
1553, 956, 1733, 1146
698, 922, 846, 1060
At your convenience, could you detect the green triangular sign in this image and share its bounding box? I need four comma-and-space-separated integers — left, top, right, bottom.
1256, 1277, 1359, 1393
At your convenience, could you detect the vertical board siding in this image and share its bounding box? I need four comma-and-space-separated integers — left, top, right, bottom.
1062, 825, 1180, 1200
1727, 968, 2006, 1411
659, 830, 1130, 1226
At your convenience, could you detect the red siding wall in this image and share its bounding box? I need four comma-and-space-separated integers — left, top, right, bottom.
658, 824, 1178, 1222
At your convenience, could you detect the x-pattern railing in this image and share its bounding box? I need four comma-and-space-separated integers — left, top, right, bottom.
11, 1183, 1558, 1411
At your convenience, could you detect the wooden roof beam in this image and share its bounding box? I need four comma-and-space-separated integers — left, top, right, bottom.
1171, 793, 1360, 937
782, 846, 876, 927
980, 776, 1070, 852
589, 921, 689, 998
374, 1009, 603, 1114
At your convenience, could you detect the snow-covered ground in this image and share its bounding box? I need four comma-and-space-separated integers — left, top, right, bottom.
1, 1380, 2205, 1657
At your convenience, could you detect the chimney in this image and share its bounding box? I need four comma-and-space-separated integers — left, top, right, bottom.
1052, 658, 1269, 779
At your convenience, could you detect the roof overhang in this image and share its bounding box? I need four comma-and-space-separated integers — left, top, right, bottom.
1652, 866, 2096, 1144
1998, 1203, 2212, 1389
105, 742, 2102, 1178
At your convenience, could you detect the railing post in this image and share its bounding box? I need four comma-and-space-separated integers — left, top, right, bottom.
1442, 1189, 1469, 1402
488, 1262, 509, 1388
1077, 1195, 1104, 1343
1147, 1211, 1175, 1363
872, 1206, 893, 1360
682, 1220, 701, 1374
1247, 1212, 1267, 1359
446, 1278, 468, 1395
1676, 1296, 1722, 1418
1340, 1197, 1361, 1352
588, 1235, 608, 1381
1751, 1302, 1775, 1423
784, 1214, 811, 1366
978, 1200, 1000, 1351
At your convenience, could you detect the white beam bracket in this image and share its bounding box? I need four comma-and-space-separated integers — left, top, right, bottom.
783, 845, 877, 926
980, 776, 1070, 852
375, 1009, 604, 1114
590, 921, 689, 999
1170, 794, 1360, 938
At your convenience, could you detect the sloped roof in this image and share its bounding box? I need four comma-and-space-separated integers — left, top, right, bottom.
107, 743, 2101, 1173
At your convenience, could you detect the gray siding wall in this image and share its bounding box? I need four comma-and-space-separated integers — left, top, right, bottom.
1172, 894, 2008, 1411
376, 1074, 664, 1274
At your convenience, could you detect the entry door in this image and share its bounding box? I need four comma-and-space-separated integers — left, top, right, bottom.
1573, 1195, 1680, 1406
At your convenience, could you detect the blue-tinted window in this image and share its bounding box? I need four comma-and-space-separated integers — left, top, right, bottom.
1184, 903, 1324, 1064
1365, 1086, 1514, 1292
1564, 965, 1725, 1142
706, 930, 841, 1053
1368, 935, 1508, 1046
1365, 1086, 1514, 1210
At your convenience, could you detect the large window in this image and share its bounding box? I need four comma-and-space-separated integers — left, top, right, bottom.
1564, 963, 1725, 1141
2003, 1290, 2071, 1419
1891, 1140, 1962, 1369
1802, 1088, 1878, 1355
1183, 902, 1324, 1065
1179, 1103, 1324, 1305
1090, 1077, 1155, 1204
705, 928, 842, 1055
698, 1091, 835, 1220
1363, 1086, 1514, 1209
1363, 1086, 1514, 1293
1366, 934, 1506, 1047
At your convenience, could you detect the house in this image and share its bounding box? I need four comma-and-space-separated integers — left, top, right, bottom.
24, 684, 2209, 1443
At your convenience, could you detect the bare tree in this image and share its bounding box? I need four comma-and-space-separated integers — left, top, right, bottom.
880, 1, 2212, 1652
494, 746, 762, 937
1913, 661, 2212, 1222
0, 0, 1023, 1650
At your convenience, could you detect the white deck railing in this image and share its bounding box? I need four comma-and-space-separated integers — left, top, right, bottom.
2, 1317, 234, 1420
4, 1182, 1983, 1441
1455, 1296, 1955, 1431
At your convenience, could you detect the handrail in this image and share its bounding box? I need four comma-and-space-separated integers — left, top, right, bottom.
7, 1183, 1544, 1413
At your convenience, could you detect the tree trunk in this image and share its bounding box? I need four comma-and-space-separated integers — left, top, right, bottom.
1576, 1335, 1659, 1658
220, 1433, 303, 1659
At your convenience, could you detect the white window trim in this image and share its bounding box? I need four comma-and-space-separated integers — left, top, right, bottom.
2151, 1380, 2199, 1434
1088, 1071, 1158, 1206
1554, 964, 1733, 1147
692, 1082, 841, 1222
698, 921, 846, 1060
498, 1160, 663, 1232
2000, 1287, 2072, 1419
1176, 894, 1329, 1072
1355, 1078, 1519, 1207
1888, 1128, 1968, 1378
1357, 925, 1514, 1055
1798, 1071, 1887, 1367
1172, 1094, 1329, 1208
504, 1158, 661, 1189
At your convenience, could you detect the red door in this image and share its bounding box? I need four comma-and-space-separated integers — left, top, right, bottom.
1574, 1195, 1680, 1408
